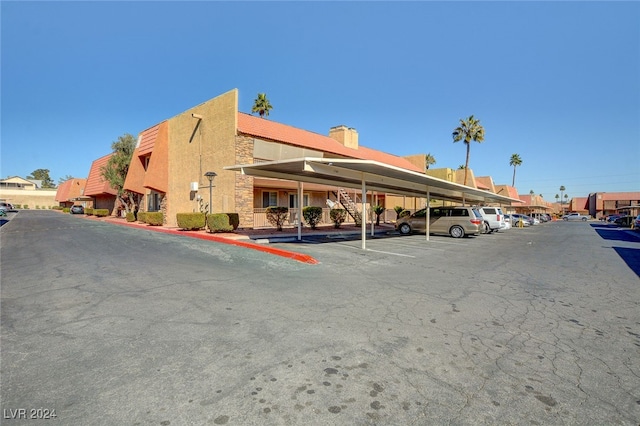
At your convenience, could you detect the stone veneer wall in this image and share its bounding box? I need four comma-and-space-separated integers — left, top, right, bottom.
235, 135, 254, 229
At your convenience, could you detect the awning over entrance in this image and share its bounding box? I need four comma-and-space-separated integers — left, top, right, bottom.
225, 157, 521, 205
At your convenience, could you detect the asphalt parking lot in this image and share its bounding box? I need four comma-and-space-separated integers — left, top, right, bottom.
1, 211, 639, 425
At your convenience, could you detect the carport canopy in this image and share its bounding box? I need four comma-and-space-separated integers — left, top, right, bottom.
225, 157, 522, 248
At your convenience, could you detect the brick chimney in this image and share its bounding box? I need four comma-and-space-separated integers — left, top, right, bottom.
329, 125, 358, 149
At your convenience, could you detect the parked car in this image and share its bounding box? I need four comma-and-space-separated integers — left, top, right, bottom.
70, 205, 85, 214
634, 215, 640, 230
605, 214, 622, 223
562, 212, 590, 221
477, 206, 506, 233
614, 215, 634, 228
0, 202, 8, 213
509, 214, 532, 227
396, 206, 482, 238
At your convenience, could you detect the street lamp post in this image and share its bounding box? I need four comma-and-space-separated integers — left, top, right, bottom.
204, 171, 217, 214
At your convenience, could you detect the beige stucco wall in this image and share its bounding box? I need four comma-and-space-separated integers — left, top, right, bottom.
0, 188, 57, 209
166, 89, 239, 227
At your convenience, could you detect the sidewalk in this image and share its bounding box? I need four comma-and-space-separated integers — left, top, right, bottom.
87, 214, 397, 263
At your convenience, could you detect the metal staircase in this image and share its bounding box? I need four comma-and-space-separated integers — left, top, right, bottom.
333, 188, 362, 226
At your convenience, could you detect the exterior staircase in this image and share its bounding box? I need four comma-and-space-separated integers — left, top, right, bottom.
333, 188, 362, 226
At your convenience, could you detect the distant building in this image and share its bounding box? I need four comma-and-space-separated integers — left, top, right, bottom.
587, 192, 640, 219
0, 176, 56, 209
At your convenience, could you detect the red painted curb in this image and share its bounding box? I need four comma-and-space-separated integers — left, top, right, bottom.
91, 217, 319, 264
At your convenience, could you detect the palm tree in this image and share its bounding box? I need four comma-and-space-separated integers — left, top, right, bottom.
509, 154, 522, 187
425, 153, 436, 170
251, 93, 273, 118
529, 190, 535, 196
559, 185, 566, 211
452, 115, 485, 185
458, 165, 466, 170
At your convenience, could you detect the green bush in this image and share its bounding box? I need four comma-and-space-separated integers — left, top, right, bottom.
23, 205, 29, 209
266, 206, 289, 231
225, 213, 240, 230
52, 206, 63, 211
145, 212, 163, 226
329, 208, 347, 228
85, 208, 94, 216
303, 206, 323, 229
94, 209, 109, 217
126, 212, 136, 222
394, 206, 405, 219
372, 204, 385, 226
63, 207, 70, 213
207, 213, 233, 233
137, 211, 147, 223
177, 212, 206, 230
14, 204, 21, 209
399, 209, 411, 218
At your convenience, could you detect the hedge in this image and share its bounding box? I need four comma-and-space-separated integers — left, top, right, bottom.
126, 212, 136, 222
63, 207, 70, 213
85, 208, 94, 216
145, 212, 163, 226
330, 208, 347, 228
266, 206, 289, 231
137, 211, 147, 223
177, 212, 206, 230
225, 213, 240, 230
207, 213, 233, 233
94, 209, 109, 217
303, 206, 323, 229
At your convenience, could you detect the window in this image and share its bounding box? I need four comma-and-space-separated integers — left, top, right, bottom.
289, 193, 309, 208
262, 191, 278, 208
148, 191, 161, 211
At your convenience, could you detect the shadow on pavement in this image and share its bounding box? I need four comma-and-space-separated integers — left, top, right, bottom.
593, 227, 640, 243
613, 246, 640, 278
0, 219, 8, 227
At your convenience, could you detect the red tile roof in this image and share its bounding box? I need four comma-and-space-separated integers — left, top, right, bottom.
138, 124, 160, 156
84, 154, 118, 196
237, 113, 423, 173
55, 178, 87, 202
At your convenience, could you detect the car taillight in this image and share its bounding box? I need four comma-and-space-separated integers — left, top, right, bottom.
470, 219, 482, 225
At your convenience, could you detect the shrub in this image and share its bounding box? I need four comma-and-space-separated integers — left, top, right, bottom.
52, 206, 63, 211
85, 208, 94, 216
145, 212, 163, 226
36, 205, 40, 209
330, 208, 347, 228
394, 206, 405, 219
266, 206, 288, 231
126, 212, 136, 222
177, 212, 206, 230
225, 213, 240, 230
14, 204, 21, 209
94, 209, 109, 217
399, 209, 411, 218
372, 204, 385, 225
207, 213, 233, 233
303, 206, 323, 229
63, 207, 70, 213
23, 205, 29, 209
137, 211, 147, 223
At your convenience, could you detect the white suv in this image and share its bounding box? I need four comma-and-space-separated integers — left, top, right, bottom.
477, 206, 506, 233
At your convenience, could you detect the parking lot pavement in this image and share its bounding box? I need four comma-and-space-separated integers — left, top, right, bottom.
1, 213, 639, 424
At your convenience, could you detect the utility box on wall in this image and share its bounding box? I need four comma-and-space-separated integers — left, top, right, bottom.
190, 182, 198, 191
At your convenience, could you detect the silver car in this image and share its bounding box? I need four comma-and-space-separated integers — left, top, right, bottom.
396, 206, 482, 238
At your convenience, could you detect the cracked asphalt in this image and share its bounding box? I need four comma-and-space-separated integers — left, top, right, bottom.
1, 211, 639, 425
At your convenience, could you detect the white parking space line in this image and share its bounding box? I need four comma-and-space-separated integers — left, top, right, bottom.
366, 248, 416, 257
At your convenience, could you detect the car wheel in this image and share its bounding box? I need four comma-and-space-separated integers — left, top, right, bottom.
482, 221, 491, 234
449, 225, 465, 238
582, 217, 587, 221
399, 223, 412, 235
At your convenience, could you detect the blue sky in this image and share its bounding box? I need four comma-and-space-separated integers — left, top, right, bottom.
2, 1, 639, 201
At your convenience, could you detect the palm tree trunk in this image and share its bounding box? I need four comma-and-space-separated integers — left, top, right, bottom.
464, 143, 470, 185
512, 167, 516, 187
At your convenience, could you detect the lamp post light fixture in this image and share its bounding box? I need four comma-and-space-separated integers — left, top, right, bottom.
204, 171, 217, 214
